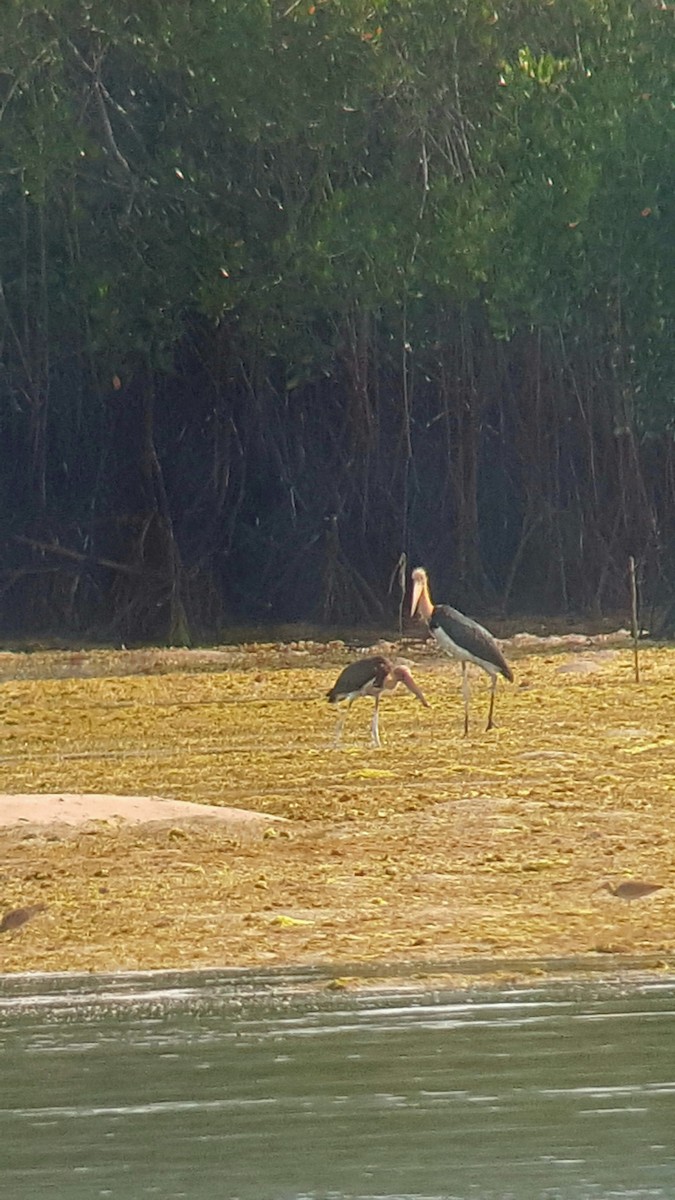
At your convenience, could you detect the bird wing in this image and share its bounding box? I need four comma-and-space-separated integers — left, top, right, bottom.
431, 605, 513, 680
326, 656, 391, 701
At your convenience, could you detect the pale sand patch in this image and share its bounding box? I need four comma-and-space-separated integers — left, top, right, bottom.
0, 793, 287, 835
555, 658, 603, 675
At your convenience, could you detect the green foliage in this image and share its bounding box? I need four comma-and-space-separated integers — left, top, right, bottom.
3, 0, 675, 632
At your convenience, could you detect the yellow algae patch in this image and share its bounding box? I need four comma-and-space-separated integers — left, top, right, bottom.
352, 768, 397, 780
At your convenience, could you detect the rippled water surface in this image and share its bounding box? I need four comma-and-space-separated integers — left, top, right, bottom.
2, 967, 675, 1199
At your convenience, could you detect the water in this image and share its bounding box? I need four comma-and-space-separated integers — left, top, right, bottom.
2, 967, 675, 1199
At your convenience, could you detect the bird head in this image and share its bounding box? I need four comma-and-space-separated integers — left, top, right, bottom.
392, 665, 430, 707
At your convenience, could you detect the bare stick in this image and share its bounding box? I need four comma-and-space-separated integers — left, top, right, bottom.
388, 552, 407, 637
13, 534, 145, 577
628, 555, 640, 683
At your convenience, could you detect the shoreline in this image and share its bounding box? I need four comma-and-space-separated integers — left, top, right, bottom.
3, 950, 675, 996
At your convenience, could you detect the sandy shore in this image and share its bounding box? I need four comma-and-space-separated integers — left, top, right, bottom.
0, 792, 287, 834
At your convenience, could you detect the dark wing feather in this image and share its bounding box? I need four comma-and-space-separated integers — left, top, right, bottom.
327, 655, 392, 702
430, 605, 513, 680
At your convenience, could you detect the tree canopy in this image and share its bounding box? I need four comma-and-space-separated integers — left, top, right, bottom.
1, 0, 675, 640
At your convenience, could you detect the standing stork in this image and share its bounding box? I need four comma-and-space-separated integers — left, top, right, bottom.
327, 655, 429, 747
410, 567, 513, 735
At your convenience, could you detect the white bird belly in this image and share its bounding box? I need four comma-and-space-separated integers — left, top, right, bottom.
433, 626, 473, 662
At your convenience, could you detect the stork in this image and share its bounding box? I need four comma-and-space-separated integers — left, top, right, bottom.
326, 654, 429, 747
599, 880, 664, 901
410, 566, 513, 735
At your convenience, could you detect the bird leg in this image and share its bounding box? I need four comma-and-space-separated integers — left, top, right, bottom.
486, 675, 497, 732
370, 695, 381, 747
461, 662, 470, 737
333, 706, 348, 748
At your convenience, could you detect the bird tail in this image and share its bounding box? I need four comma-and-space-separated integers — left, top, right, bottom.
326, 687, 338, 704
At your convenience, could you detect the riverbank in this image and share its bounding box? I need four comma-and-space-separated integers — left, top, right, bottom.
1, 634, 674, 980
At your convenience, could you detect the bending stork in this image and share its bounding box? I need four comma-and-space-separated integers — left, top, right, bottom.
410, 567, 513, 735
327, 654, 429, 748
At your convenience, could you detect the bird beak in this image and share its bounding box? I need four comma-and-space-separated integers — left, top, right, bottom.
397, 667, 430, 707
410, 575, 424, 618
